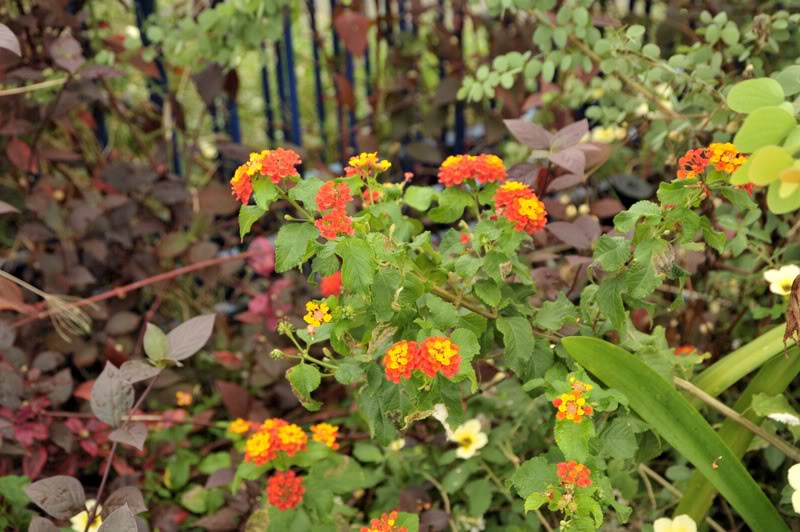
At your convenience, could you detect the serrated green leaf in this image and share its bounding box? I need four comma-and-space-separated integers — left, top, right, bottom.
496, 316, 534, 377
288, 177, 325, 212
428, 188, 473, 223
252, 178, 279, 210
534, 293, 577, 331
286, 364, 322, 411
238, 205, 267, 241
335, 238, 375, 293
404, 186, 436, 211
595, 277, 625, 330
593, 235, 632, 272
554, 419, 594, 462
509, 456, 558, 498
275, 223, 319, 272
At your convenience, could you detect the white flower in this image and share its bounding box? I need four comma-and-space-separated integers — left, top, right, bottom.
70, 500, 102, 532
432, 403, 452, 436
788, 464, 800, 491
768, 413, 800, 426
653, 514, 697, 532
793, 490, 800, 514
763, 265, 800, 296
387, 438, 406, 451
448, 419, 488, 459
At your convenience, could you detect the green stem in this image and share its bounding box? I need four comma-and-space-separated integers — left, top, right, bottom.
279, 186, 315, 222
692, 324, 792, 401
676, 347, 800, 522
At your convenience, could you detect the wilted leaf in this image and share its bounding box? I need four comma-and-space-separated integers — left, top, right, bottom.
102, 487, 147, 520
167, 314, 216, 361
98, 504, 137, 532
90, 363, 134, 427
25, 475, 86, 519
504, 119, 552, 149
546, 218, 597, 250
109, 422, 147, 451
333, 10, 370, 56
785, 274, 800, 354
105, 312, 140, 336
0, 23, 21, 56
0, 277, 28, 314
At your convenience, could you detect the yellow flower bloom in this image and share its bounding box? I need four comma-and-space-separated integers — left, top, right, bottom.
348, 152, 391, 173
311, 423, 340, 450
70, 500, 102, 532
175, 391, 193, 406
304, 301, 333, 327
449, 419, 488, 459
227, 418, 252, 435
653, 515, 697, 532
764, 265, 800, 296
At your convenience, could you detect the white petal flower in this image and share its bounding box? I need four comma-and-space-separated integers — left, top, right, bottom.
70, 500, 102, 532
449, 419, 488, 460
763, 265, 800, 296
768, 413, 800, 426
789, 464, 800, 491
432, 403, 452, 435
387, 438, 406, 451
792, 490, 800, 513
653, 514, 697, 532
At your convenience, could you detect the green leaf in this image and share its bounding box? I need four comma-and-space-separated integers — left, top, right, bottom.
561, 336, 790, 532
288, 177, 324, 212
747, 145, 794, 185
767, 180, 800, 214
727, 78, 785, 114
275, 223, 319, 272
509, 456, 558, 498
595, 277, 625, 330
626, 25, 645, 38
143, 323, 168, 363
334, 359, 365, 385
404, 186, 436, 211
733, 106, 796, 153
496, 316, 534, 377
353, 442, 384, 463
426, 295, 459, 329
0, 475, 30, 507
336, 238, 376, 293
534, 293, 577, 331
253, 178, 280, 210
286, 364, 322, 411
775, 65, 800, 97
524, 492, 549, 512
625, 259, 663, 299
597, 418, 638, 460
473, 280, 501, 307
613, 201, 660, 232
464, 478, 493, 516
239, 205, 267, 241
198, 452, 231, 474
719, 187, 757, 211
428, 188, 473, 223
554, 420, 594, 462
593, 235, 631, 272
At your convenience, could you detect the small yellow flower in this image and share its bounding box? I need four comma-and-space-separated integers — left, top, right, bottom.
176, 391, 193, 406
227, 418, 252, 435
653, 515, 697, 532
348, 152, 391, 173
764, 265, 800, 296
589, 126, 627, 144
449, 419, 488, 459
70, 500, 102, 532
303, 301, 333, 327
387, 438, 406, 451
311, 422, 340, 450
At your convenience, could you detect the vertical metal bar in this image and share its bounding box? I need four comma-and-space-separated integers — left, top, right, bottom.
225, 92, 241, 145
306, 0, 327, 157
283, 7, 303, 148
274, 40, 291, 142
398, 0, 407, 32
345, 52, 357, 151
330, 0, 347, 160
260, 46, 276, 145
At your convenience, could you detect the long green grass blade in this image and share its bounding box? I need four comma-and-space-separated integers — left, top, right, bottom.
561, 336, 788, 532
676, 346, 800, 521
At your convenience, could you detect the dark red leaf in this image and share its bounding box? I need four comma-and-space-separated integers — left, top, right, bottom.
48, 34, 84, 73
23, 446, 48, 480
215, 380, 251, 419
6, 137, 38, 173
333, 10, 370, 56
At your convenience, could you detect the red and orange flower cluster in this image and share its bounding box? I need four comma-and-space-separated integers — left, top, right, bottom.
267, 470, 305, 511
557, 461, 592, 488
383, 337, 461, 383
315, 181, 355, 239
230, 148, 302, 204
320, 271, 342, 297
361, 510, 407, 532
551, 377, 594, 424
677, 143, 747, 179
494, 181, 547, 235
238, 418, 340, 465
438, 154, 507, 187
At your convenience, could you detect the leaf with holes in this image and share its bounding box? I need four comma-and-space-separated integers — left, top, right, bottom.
167, 314, 216, 361
25, 475, 86, 519
90, 363, 134, 427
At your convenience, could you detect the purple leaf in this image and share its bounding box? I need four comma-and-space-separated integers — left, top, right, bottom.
504, 119, 552, 149
547, 222, 593, 250
548, 173, 584, 191
90, 362, 134, 427
109, 422, 148, 451
25, 475, 86, 519
574, 215, 602, 243
167, 314, 216, 361
98, 504, 137, 532
552, 119, 589, 151
0, 23, 21, 56
549, 146, 586, 176
48, 34, 84, 74
102, 487, 147, 520
120, 360, 161, 384
194, 507, 242, 531
0, 200, 20, 215
28, 516, 59, 532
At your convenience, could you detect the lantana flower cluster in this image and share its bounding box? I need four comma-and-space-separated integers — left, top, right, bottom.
677, 143, 747, 179
315, 181, 355, 239
346, 152, 392, 178
437, 154, 507, 187
230, 148, 302, 204
303, 300, 333, 331
266, 470, 305, 511
557, 461, 593, 487
494, 181, 548, 235
383, 337, 461, 383
551, 377, 594, 424
360, 510, 407, 532
234, 417, 340, 465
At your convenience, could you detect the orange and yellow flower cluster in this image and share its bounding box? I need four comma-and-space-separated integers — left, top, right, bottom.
303, 300, 333, 328
557, 461, 592, 488
360, 510, 407, 532
677, 143, 747, 179
320, 271, 342, 297
315, 181, 355, 239
494, 181, 547, 235
346, 152, 392, 177
551, 377, 594, 423
244, 418, 308, 465
230, 148, 302, 204
310, 422, 340, 450
438, 154, 507, 187
383, 337, 461, 383
266, 470, 305, 511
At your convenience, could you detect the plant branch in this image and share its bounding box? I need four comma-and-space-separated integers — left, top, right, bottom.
0, 77, 68, 97
674, 377, 800, 462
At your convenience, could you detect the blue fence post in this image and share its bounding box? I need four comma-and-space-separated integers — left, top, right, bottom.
306, 0, 327, 158
454, 1, 466, 154
260, 46, 276, 145
133, 0, 181, 175
330, 0, 348, 161
282, 7, 302, 148
274, 41, 290, 142
398, 0, 408, 32
345, 52, 357, 151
